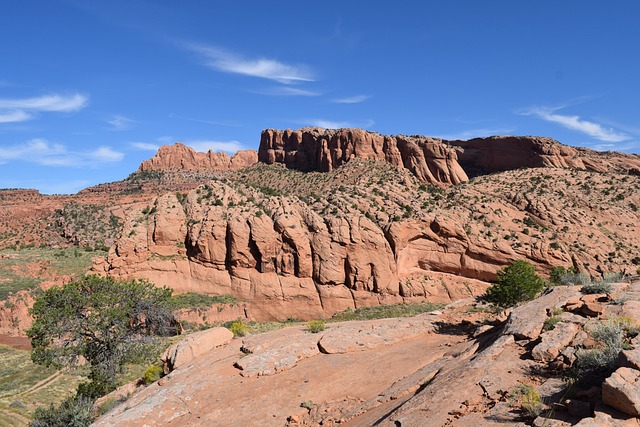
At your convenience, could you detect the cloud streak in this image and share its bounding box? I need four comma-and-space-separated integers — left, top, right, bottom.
332, 95, 370, 104
520, 105, 628, 142
106, 115, 135, 130
186, 140, 244, 153
0, 139, 123, 167
189, 45, 314, 84
305, 118, 375, 129
255, 86, 322, 97
0, 93, 88, 123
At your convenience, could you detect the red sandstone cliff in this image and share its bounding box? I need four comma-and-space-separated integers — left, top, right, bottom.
258, 128, 469, 185
259, 128, 640, 183
138, 143, 258, 172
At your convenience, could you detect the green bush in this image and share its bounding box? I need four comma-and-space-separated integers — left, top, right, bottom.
228, 320, 248, 337
143, 365, 164, 385
30, 395, 94, 427
484, 260, 545, 307
307, 320, 326, 333
543, 316, 562, 331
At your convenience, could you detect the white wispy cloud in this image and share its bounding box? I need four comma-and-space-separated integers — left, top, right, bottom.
106, 115, 135, 130
0, 93, 88, 123
304, 118, 375, 129
255, 86, 322, 97
186, 140, 244, 153
131, 142, 161, 151
0, 110, 32, 123
520, 105, 628, 142
332, 95, 370, 104
0, 139, 123, 167
189, 45, 314, 84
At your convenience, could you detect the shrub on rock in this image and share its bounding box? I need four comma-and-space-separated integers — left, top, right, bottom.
485, 260, 545, 308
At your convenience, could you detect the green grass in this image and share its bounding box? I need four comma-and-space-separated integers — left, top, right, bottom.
0, 345, 84, 426
328, 302, 444, 322
0, 248, 105, 300
171, 292, 239, 311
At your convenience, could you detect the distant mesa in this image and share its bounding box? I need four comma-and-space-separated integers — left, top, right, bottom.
139, 130, 640, 185
138, 142, 258, 172
259, 127, 640, 184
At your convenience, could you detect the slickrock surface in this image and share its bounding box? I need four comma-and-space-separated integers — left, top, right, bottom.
93, 282, 640, 426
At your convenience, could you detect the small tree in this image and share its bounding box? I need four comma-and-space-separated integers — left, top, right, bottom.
27, 275, 178, 398
485, 260, 545, 308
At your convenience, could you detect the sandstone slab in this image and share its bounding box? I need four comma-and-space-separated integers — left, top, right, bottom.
161, 327, 233, 372
602, 367, 640, 417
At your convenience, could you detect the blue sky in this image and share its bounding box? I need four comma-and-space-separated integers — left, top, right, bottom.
1, 1, 639, 194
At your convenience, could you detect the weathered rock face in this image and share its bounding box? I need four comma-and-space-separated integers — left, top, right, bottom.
259, 128, 640, 184
95, 183, 490, 321
138, 143, 257, 172
258, 128, 469, 185
450, 136, 640, 177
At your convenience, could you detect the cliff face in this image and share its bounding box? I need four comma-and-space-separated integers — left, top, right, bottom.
258, 128, 640, 183
138, 143, 258, 172
449, 135, 640, 177
258, 128, 469, 185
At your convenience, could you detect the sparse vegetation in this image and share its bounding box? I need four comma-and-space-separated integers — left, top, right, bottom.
580, 282, 612, 296
307, 320, 326, 333
329, 302, 442, 322
572, 318, 631, 387
171, 292, 239, 311
509, 385, 542, 418
227, 320, 248, 337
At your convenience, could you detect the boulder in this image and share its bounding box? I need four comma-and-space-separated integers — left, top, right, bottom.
161, 327, 233, 372
602, 367, 640, 417
532, 322, 580, 362
504, 287, 582, 340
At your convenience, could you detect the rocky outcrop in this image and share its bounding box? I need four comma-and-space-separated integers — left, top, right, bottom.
602, 367, 640, 416
94, 185, 494, 321
259, 128, 640, 184
450, 136, 640, 177
161, 327, 233, 372
259, 128, 468, 185
138, 143, 257, 172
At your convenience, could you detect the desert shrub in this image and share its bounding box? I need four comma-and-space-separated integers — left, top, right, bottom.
228, 320, 248, 337
543, 316, 562, 331
30, 395, 94, 427
509, 385, 542, 418
601, 271, 623, 283
484, 260, 545, 308
572, 319, 625, 387
557, 269, 591, 286
143, 365, 163, 385
581, 282, 612, 295
307, 320, 326, 333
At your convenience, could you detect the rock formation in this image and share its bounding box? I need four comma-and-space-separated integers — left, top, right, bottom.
258, 127, 468, 185
259, 128, 640, 184
138, 142, 257, 172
